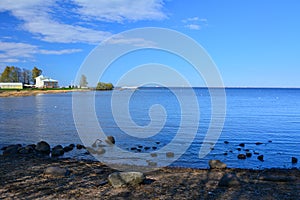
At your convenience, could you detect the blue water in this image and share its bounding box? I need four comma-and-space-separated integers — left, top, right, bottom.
0, 88, 300, 169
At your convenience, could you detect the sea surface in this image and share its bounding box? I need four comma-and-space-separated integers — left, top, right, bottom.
0, 88, 300, 169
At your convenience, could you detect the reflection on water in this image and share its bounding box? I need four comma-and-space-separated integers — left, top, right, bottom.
0, 88, 300, 169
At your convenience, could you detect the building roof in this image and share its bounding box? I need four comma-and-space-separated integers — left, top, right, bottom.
35, 75, 58, 82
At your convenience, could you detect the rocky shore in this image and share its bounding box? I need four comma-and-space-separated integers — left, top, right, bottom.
1, 141, 300, 199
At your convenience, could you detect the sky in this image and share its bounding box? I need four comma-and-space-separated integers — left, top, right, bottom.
0, 0, 299, 87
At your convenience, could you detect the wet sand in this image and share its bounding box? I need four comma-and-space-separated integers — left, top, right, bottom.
0, 89, 89, 97
0, 155, 299, 199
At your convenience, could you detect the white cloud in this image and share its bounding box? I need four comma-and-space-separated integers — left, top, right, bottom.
73, 0, 167, 22
0, 0, 167, 44
182, 17, 207, 30
39, 49, 82, 55
0, 41, 82, 63
185, 24, 201, 30
106, 36, 157, 47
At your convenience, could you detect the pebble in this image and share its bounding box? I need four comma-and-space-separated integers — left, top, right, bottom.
238, 154, 246, 159
218, 173, 240, 187
108, 172, 145, 188
258, 155, 264, 161
209, 160, 227, 169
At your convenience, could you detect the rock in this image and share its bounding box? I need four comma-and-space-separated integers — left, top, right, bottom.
108, 172, 145, 188
166, 152, 174, 158
155, 141, 160, 144
152, 146, 157, 150
0, 146, 7, 151
150, 153, 157, 157
44, 166, 69, 177
224, 141, 229, 144
209, 160, 227, 169
255, 142, 263, 145
237, 148, 241, 151
138, 145, 143, 148
3, 144, 20, 156
51, 145, 64, 157
86, 147, 97, 154
96, 147, 106, 155
239, 143, 245, 147
258, 155, 264, 161
244, 149, 250, 152
268, 140, 272, 143
131, 147, 137, 151
258, 175, 296, 182
254, 151, 259, 155
69, 144, 75, 148
144, 147, 150, 150
218, 173, 240, 187
92, 139, 102, 148
18, 145, 34, 154
237, 154, 246, 159
76, 144, 85, 149
36, 141, 50, 155
246, 152, 252, 157
27, 144, 36, 149
63, 145, 73, 152
224, 152, 228, 156
147, 161, 157, 167
292, 157, 298, 164
105, 136, 115, 145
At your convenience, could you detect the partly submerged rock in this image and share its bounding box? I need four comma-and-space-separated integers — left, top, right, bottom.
292, 157, 298, 164
36, 141, 50, 155
209, 160, 227, 169
237, 154, 246, 159
105, 136, 115, 145
51, 145, 64, 157
3, 144, 20, 156
258, 155, 264, 162
108, 172, 145, 188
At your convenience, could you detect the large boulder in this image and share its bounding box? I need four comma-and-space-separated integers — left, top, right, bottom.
18, 145, 34, 154
3, 144, 20, 156
108, 172, 145, 188
209, 160, 227, 169
44, 167, 69, 177
36, 141, 50, 155
52, 145, 64, 157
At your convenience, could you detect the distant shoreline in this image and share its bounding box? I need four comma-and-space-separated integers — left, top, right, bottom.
0, 89, 91, 97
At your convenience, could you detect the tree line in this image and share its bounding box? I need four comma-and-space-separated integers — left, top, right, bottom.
0, 66, 42, 84
79, 74, 114, 90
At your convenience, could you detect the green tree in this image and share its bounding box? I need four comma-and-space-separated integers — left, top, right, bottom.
79, 74, 88, 88
0, 66, 12, 82
96, 82, 114, 90
0, 66, 21, 82
32, 67, 42, 84
22, 69, 31, 85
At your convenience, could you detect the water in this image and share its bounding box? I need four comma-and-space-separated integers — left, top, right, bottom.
0, 88, 300, 169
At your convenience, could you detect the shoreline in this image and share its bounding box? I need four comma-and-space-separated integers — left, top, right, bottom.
1, 154, 299, 199
0, 89, 91, 97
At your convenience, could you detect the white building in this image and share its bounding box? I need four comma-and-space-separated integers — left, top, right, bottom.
35, 75, 58, 88
0, 82, 23, 89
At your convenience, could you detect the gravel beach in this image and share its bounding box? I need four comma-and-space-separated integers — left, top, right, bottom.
1, 154, 299, 200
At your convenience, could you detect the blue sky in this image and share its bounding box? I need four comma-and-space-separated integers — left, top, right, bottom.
0, 0, 299, 87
